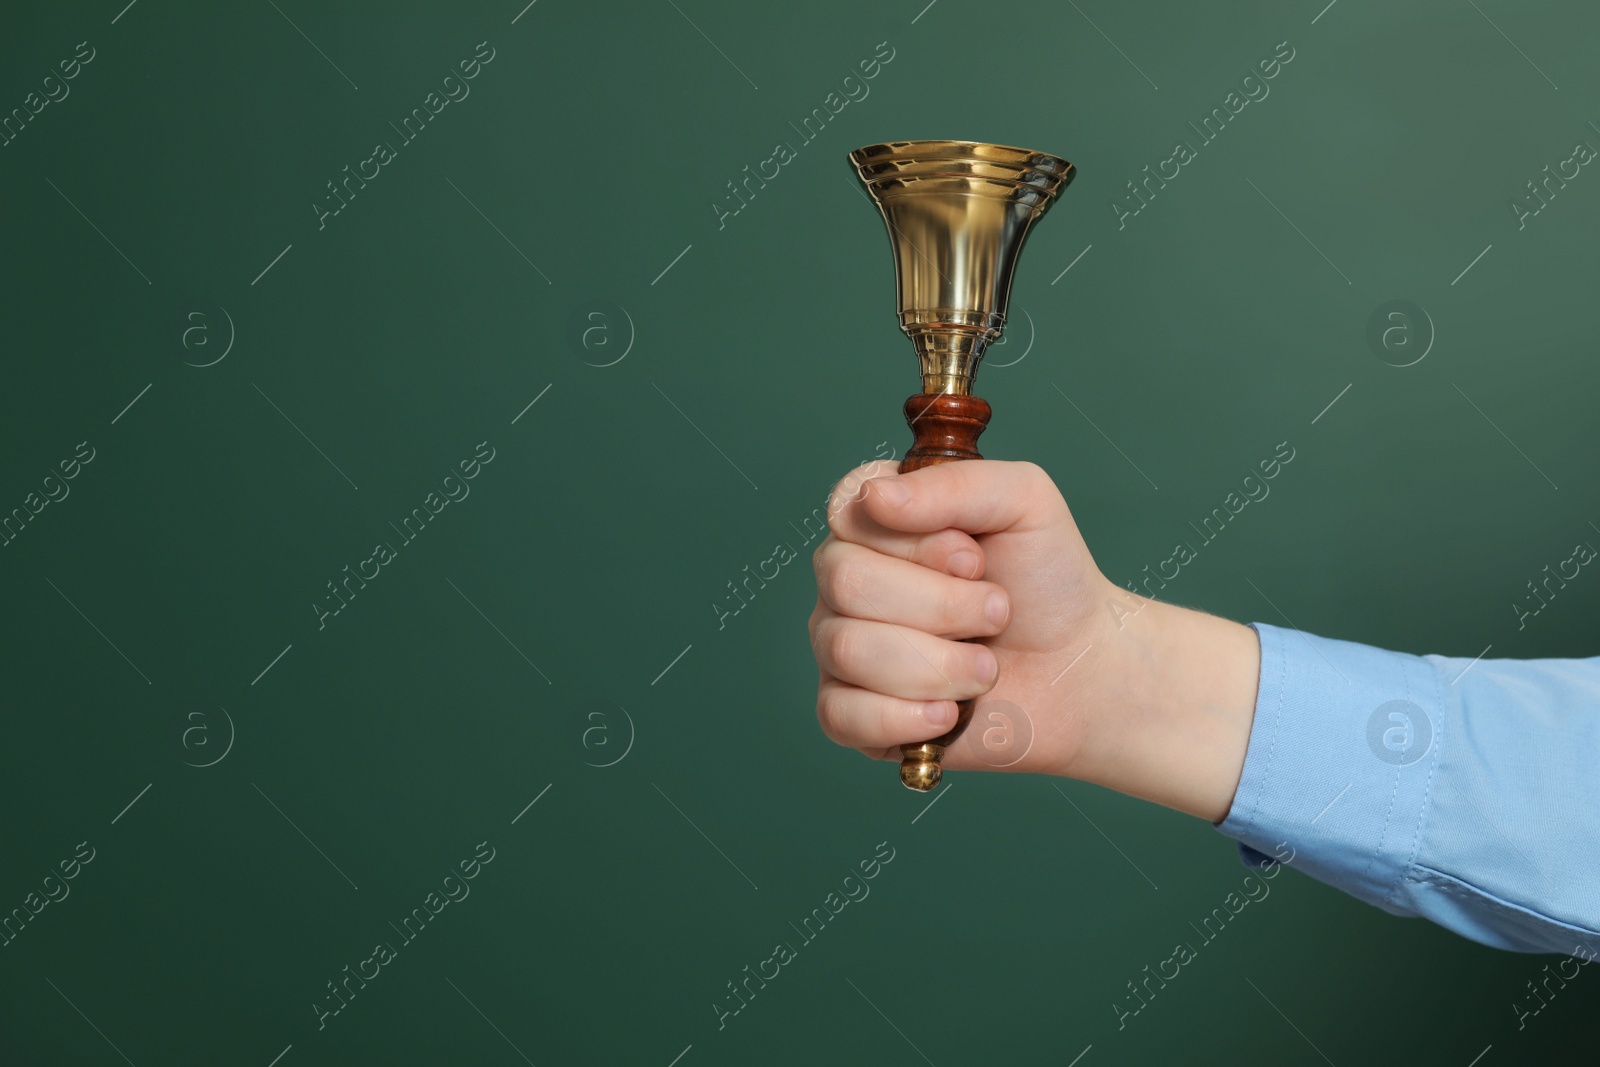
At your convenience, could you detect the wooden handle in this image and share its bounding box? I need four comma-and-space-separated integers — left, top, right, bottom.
896, 392, 991, 790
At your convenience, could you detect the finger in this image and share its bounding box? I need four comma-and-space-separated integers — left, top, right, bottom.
826, 516, 986, 579
860, 459, 1062, 537
816, 677, 959, 750
812, 651, 913, 760
816, 540, 1010, 640
811, 613, 998, 702
824, 462, 987, 578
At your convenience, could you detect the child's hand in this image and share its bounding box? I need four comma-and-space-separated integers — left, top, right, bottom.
807, 458, 1261, 821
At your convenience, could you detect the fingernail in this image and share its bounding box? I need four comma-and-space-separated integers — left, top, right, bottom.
872, 477, 909, 506
976, 647, 999, 684
949, 550, 979, 578
923, 700, 955, 726
985, 591, 1009, 627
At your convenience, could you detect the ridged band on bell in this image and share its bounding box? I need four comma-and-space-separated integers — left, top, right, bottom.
849, 140, 1075, 395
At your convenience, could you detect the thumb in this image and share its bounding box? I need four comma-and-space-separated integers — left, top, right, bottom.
861, 459, 1057, 536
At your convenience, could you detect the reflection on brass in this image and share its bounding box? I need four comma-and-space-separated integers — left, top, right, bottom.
898, 743, 944, 791
849, 140, 1074, 791
848, 140, 1074, 395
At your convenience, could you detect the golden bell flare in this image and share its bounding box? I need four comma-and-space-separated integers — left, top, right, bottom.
848, 140, 1075, 395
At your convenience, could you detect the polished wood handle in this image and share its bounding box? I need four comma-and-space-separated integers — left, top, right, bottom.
896, 392, 992, 790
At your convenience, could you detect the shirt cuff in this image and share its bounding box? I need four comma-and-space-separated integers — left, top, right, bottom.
1216, 621, 1444, 917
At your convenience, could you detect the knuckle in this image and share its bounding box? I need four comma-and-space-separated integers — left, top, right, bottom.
808, 614, 829, 660
832, 495, 857, 537
815, 688, 843, 738
826, 621, 865, 677
1018, 460, 1055, 501
825, 496, 851, 538
826, 463, 878, 526
824, 473, 851, 514
824, 556, 864, 614
1014, 459, 1047, 484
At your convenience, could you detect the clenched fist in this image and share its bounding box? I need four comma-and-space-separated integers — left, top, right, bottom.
807, 458, 1262, 822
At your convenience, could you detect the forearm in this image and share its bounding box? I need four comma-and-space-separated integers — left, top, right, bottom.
1059, 585, 1260, 823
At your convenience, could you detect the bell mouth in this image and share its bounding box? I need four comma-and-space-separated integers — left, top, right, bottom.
849, 140, 1074, 208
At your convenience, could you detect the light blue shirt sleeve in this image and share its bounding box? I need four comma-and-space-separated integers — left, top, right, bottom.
1216, 621, 1600, 954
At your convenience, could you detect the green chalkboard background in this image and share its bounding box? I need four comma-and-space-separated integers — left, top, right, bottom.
2, 0, 1597, 1063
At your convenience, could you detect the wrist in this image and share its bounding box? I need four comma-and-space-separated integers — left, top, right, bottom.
1058, 585, 1261, 822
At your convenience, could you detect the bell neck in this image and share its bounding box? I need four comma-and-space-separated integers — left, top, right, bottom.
908, 324, 995, 395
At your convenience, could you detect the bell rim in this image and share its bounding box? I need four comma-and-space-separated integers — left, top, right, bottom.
849, 139, 1072, 175
850, 140, 1074, 203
